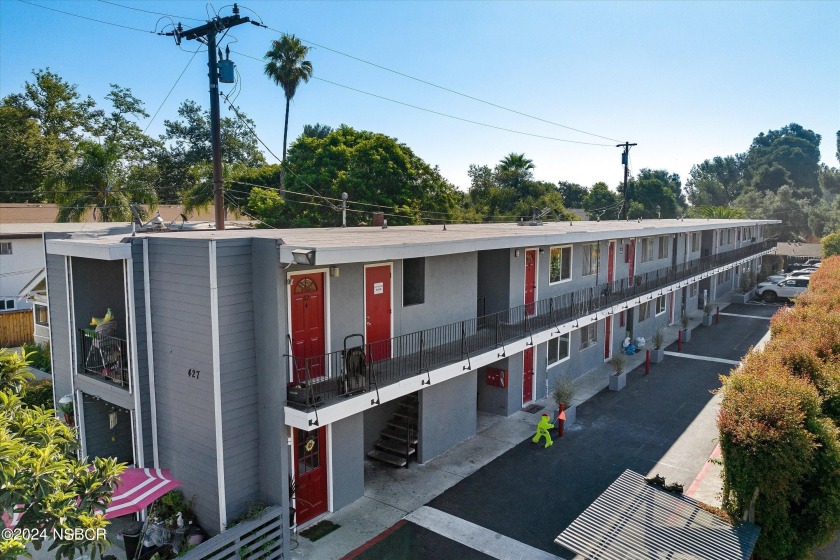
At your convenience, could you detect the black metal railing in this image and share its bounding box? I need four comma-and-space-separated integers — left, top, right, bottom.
286, 241, 772, 410
78, 328, 129, 389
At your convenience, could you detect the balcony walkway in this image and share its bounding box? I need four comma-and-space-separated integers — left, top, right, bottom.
287, 242, 773, 422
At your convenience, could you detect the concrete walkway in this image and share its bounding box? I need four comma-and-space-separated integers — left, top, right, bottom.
291, 302, 772, 560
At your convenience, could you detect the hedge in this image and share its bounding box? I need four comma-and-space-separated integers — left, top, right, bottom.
718, 256, 840, 559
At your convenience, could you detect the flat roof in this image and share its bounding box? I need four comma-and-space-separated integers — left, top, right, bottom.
43, 218, 780, 265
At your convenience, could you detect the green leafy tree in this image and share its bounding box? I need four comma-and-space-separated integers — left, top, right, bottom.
582, 182, 619, 220
249, 125, 467, 227
496, 153, 535, 194
50, 140, 157, 222
0, 104, 54, 202
264, 33, 313, 184
685, 155, 745, 206
619, 169, 684, 219
302, 123, 332, 139
95, 84, 160, 163
744, 123, 822, 199
153, 100, 265, 203
686, 205, 746, 219
823, 231, 840, 257
557, 181, 589, 208
0, 349, 125, 560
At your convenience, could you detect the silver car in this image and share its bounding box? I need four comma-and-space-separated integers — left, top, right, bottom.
756, 277, 810, 302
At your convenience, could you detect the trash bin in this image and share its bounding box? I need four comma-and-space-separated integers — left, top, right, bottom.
122, 522, 144, 560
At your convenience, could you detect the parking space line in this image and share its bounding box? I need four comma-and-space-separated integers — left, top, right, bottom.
718, 312, 771, 320
405, 506, 562, 560
663, 352, 740, 366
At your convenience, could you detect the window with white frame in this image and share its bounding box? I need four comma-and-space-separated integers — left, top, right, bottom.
549, 246, 572, 283
580, 322, 598, 349
658, 236, 670, 260
638, 301, 650, 322
0, 299, 15, 310
547, 334, 570, 366
639, 237, 654, 263
689, 282, 698, 298
690, 232, 700, 252
581, 243, 599, 276
0, 242, 11, 255
35, 304, 49, 326
655, 295, 666, 316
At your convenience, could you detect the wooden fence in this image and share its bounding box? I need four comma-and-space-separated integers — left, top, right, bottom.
0, 310, 34, 347
180, 506, 285, 560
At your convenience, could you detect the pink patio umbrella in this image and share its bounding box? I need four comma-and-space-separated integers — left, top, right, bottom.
105, 468, 181, 519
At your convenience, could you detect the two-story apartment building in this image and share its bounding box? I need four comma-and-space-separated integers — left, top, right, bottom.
43, 218, 776, 557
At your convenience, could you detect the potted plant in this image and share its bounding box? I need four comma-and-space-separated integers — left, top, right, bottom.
608, 351, 627, 391
681, 312, 691, 343
551, 377, 577, 426
651, 328, 665, 363
734, 272, 755, 304
702, 301, 714, 326
58, 394, 74, 427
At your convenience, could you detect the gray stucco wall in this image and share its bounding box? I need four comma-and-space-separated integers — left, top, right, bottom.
418, 370, 477, 462
147, 238, 220, 533
399, 253, 477, 335
82, 395, 133, 464
476, 358, 511, 416
45, 251, 72, 412
330, 414, 364, 511
216, 240, 260, 523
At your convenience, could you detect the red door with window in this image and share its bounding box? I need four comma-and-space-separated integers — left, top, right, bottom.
294, 426, 327, 525
607, 241, 615, 284
604, 316, 612, 360
365, 265, 392, 362
524, 249, 536, 314
522, 347, 534, 404
290, 274, 325, 382
627, 239, 636, 286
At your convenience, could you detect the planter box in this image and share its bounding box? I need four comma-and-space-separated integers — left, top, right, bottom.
682, 328, 691, 343
609, 372, 627, 391
651, 348, 665, 364
702, 315, 713, 327
733, 290, 753, 304
287, 383, 320, 406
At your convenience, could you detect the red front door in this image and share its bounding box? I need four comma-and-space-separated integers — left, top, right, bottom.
607, 241, 615, 284
522, 347, 534, 404
294, 426, 327, 525
669, 292, 675, 324
290, 273, 325, 382
627, 239, 636, 286
524, 249, 536, 314
604, 316, 612, 360
365, 265, 392, 362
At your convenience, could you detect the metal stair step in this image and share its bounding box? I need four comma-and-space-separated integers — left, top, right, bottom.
381, 427, 418, 444
394, 410, 417, 421
374, 439, 416, 456
387, 418, 413, 430
367, 449, 408, 468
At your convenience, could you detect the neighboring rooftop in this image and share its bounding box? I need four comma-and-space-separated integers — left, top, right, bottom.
774, 242, 822, 258
0, 203, 215, 225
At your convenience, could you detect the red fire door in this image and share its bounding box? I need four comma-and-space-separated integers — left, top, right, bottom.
365, 264, 392, 362
524, 249, 537, 315
290, 273, 325, 382
523, 347, 534, 404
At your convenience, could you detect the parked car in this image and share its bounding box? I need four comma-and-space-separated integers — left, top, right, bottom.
756, 277, 810, 302
762, 274, 787, 285
785, 259, 822, 273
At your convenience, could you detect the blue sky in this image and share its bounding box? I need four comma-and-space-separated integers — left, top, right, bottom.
1, 1, 838, 193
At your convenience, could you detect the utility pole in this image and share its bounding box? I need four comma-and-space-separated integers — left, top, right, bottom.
617, 142, 637, 220
166, 5, 251, 230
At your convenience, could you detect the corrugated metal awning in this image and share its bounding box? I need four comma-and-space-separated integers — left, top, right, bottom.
555, 470, 760, 560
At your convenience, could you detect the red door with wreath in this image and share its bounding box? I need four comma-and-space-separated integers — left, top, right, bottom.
294, 426, 328, 525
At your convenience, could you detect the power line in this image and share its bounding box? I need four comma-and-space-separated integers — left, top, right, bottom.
144, 47, 202, 133
233, 50, 613, 147
257, 24, 622, 143
16, 0, 159, 34
94, 0, 204, 23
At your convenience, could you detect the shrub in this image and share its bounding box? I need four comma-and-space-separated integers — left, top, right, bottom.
822, 231, 840, 258
551, 377, 576, 408
22, 341, 51, 373
718, 256, 840, 558
21, 378, 53, 410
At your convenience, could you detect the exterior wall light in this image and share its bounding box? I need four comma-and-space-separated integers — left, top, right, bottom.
292, 249, 316, 266
330, 266, 340, 278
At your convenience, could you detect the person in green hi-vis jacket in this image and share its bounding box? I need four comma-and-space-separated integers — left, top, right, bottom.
532, 413, 554, 448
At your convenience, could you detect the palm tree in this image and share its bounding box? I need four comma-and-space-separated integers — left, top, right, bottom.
687, 205, 746, 219
264, 34, 313, 188
51, 140, 157, 222
497, 153, 535, 193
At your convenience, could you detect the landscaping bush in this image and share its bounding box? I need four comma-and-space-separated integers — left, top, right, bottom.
22, 341, 51, 373
21, 378, 54, 410
718, 256, 840, 559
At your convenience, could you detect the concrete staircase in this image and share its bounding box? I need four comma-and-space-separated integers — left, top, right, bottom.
367, 394, 418, 467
